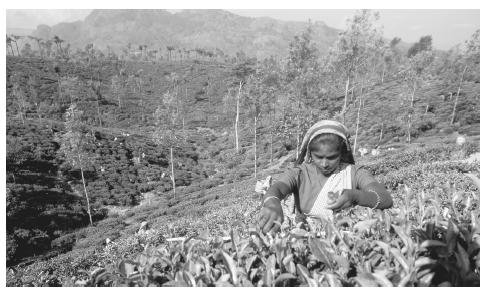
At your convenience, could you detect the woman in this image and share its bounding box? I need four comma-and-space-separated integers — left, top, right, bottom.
258, 120, 393, 234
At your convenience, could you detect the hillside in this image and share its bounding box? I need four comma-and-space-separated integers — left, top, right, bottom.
30, 9, 341, 59
6, 137, 480, 286
6, 53, 480, 269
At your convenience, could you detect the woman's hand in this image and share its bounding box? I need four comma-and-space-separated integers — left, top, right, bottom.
258, 198, 284, 234
325, 189, 357, 213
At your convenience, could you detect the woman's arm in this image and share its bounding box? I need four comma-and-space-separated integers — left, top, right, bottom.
352, 181, 393, 209
262, 181, 293, 204
258, 181, 293, 234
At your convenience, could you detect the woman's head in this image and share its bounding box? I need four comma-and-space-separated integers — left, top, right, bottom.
308, 133, 346, 176
296, 120, 355, 166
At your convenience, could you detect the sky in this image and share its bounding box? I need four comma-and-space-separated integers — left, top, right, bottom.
5, 7, 479, 50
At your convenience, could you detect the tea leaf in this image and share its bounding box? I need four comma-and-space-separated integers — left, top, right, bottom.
390, 248, 410, 273
325, 273, 342, 287
182, 270, 196, 287
214, 250, 238, 285
118, 260, 138, 278
245, 255, 259, 273
398, 272, 413, 286
308, 237, 333, 269
374, 240, 390, 258
354, 273, 379, 287
353, 219, 377, 234
371, 272, 393, 287
455, 243, 470, 276
464, 173, 480, 190
414, 256, 435, 268
290, 228, 309, 238
274, 273, 298, 287
419, 240, 446, 249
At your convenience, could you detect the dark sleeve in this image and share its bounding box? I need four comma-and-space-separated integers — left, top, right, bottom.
263, 167, 300, 201
353, 166, 393, 209
355, 166, 377, 190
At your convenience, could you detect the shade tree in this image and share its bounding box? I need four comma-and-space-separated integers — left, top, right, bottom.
327, 10, 385, 123
55, 104, 97, 226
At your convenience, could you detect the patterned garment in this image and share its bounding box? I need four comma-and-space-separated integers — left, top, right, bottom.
306, 164, 352, 223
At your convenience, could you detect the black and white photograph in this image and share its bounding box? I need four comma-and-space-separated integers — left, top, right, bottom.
4, 2, 481, 287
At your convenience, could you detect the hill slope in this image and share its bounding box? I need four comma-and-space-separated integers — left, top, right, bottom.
31, 9, 340, 59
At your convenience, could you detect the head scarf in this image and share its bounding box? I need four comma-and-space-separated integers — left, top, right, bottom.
296, 120, 355, 165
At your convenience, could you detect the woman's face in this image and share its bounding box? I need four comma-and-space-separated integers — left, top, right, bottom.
310, 142, 341, 176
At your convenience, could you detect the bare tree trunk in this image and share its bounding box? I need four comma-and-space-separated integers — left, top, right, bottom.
254, 114, 257, 180
341, 75, 350, 123
381, 66, 386, 83
96, 98, 102, 127
451, 65, 468, 125
235, 81, 242, 153
353, 95, 363, 155
57, 78, 62, 111
407, 80, 417, 144
270, 103, 275, 164
296, 98, 302, 160
407, 116, 411, 144
8, 44, 15, 56
170, 146, 176, 199
379, 122, 384, 145
14, 41, 20, 56
36, 103, 42, 123
79, 164, 93, 226
19, 111, 25, 125
410, 81, 416, 108
138, 79, 144, 123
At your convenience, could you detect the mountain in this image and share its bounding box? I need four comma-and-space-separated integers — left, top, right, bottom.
30, 9, 341, 59
6, 27, 34, 36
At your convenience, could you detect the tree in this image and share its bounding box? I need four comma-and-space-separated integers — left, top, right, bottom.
328, 10, 385, 123
6, 35, 15, 56
21, 43, 33, 57
153, 91, 181, 199
43, 40, 53, 58
284, 23, 322, 157
231, 57, 256, 153
10, 35, 22, 56
11, 82, 27, 125
407, 35, 433, 58
402, 49, 435, 143
53, 35, 64, 57
382, 37, 403, 82
450, 30, 479, 124
27, 74, 44, 122
111, 66, 128, 109
28, 36, 43, 58
56, 104, 95, 226
167, 46, 175, 61
134, 69, 145, 123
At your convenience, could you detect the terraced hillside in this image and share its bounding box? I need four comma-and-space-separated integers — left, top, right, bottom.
6, 136, 479, 286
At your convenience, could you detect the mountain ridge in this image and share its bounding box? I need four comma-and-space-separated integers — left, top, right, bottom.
28, 9, 341, 59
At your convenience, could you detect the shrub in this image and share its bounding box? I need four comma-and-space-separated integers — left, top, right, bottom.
50, 233, 76, 253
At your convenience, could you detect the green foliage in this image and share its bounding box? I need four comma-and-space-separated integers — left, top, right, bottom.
5, 15, 480, 284
408, 35, 433, 58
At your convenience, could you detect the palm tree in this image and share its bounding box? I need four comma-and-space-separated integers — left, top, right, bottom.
44, 40, 53, 58
53, 35, 64, 56
167, 46, 175, 61
10, 35, 22, 56
28, 36, 43, 58
6, 35, 15, 56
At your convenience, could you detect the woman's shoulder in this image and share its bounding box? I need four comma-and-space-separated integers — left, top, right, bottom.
342, 162, 368, 171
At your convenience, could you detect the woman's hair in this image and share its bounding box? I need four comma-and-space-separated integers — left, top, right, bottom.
308, 133, 355, 164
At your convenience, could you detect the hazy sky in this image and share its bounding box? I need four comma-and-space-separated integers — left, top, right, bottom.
6, 9, 480, 50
